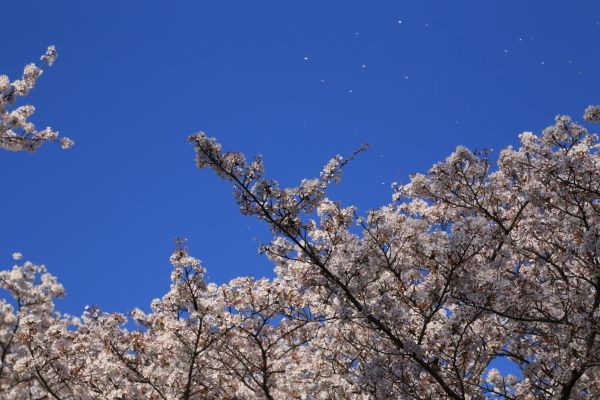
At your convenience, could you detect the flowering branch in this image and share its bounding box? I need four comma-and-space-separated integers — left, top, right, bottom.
0, 46, 73, 152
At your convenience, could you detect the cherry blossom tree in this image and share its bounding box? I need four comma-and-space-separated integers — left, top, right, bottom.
186, 105, 600, 399
0, 253, 71, 398
0, 47, 73, 152
3, 45, 600, 398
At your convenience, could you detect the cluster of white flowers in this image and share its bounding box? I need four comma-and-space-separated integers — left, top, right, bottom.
40, 45, 58, 66
0, 46, 73, 152
584, 105, 600, 123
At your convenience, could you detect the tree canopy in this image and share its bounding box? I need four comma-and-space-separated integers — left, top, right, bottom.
2, 48, 600, 399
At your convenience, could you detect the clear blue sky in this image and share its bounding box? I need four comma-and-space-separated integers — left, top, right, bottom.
1, 1, 599, 321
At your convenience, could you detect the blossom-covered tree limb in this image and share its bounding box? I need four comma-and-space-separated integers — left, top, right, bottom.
0, 46, 73, 152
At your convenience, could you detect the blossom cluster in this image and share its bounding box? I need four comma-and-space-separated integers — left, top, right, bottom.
0, 46, 73, 152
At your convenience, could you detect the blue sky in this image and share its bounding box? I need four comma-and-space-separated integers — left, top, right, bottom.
1, 1, 599, 323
